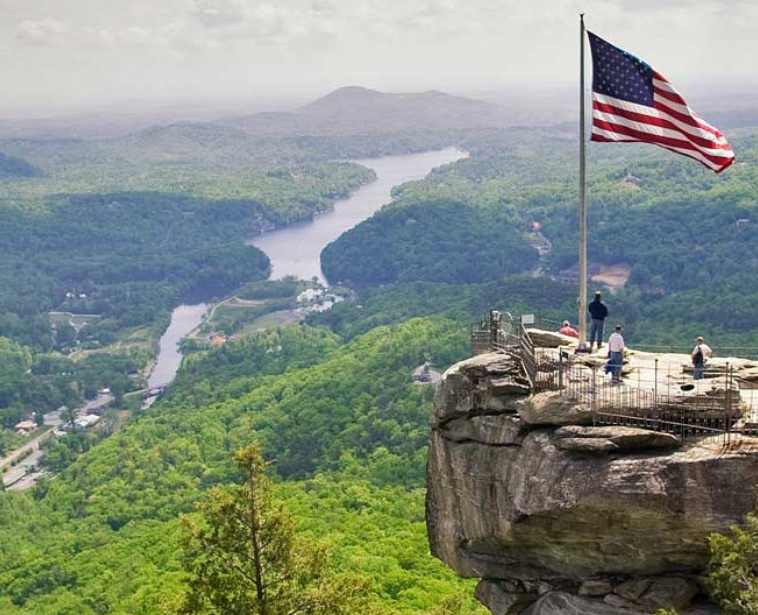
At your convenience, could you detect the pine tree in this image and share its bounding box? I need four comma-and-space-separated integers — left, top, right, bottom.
179, 443, 367, 615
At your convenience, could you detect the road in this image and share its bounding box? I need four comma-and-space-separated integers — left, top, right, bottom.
1, 394, 112, 491
526, 230, 552, 278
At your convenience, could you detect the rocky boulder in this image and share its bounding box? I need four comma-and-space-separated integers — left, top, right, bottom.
441, 415, 522, 446
475, 580, 537, 615
525, 329, 579, 349
518, 391, 592, 426
522, 592, 645, 615
434, 352, 531, 423
612, 576, 699, 611
519, 591, 718, 615
554, 425, 680, 454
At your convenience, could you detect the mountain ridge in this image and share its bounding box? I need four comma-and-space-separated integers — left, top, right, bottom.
220, 86, 514, 135
0, 151, 39, 178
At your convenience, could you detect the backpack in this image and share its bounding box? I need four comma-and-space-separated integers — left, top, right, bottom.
692, 347, 704, 366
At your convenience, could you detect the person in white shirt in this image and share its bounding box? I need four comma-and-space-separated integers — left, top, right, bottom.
607, 325, 625, 383
691, 336, 712, 380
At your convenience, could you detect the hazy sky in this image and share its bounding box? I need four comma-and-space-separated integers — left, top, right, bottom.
2, 0, 757, 116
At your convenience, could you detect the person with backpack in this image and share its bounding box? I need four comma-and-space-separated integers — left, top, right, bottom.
691, 336, 712, 380
588, 291, 609, 350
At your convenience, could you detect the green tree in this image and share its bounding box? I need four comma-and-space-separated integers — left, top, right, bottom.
179, 443, 367, 615
708, 514, 758, 615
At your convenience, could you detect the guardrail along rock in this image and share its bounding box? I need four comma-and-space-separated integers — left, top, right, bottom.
427, 351, 758, 615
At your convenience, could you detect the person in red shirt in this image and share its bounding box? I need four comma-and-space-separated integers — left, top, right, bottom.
558, 320, 579, 339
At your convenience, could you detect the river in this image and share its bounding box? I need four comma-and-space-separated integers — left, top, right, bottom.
147, 147, 466, 388
147, 303, 208, 389
247, 147, 466, 281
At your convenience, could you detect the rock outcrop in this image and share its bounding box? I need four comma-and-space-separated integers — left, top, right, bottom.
426, 351, 758, 615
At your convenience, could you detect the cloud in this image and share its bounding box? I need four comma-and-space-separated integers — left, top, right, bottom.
12, 16, 164, 52
603, 0, 757, 14
248, 4, 293, 41
160, 20, 214, 54
191, 0, 246, 29
14, 18, 67, 47
188, 0, 300, 45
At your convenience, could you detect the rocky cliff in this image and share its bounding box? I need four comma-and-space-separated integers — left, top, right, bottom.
426, 351, 758, 615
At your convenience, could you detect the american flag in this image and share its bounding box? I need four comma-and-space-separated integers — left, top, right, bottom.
587, 31, 734, 173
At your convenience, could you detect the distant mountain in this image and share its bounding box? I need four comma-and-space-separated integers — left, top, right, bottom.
221, 86, 514, 135
116, 122, 256, 163
0, 88, 534, 169
0, 152, 39, 178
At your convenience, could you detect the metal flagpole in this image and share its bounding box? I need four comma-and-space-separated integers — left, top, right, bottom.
578, 14, 588, 347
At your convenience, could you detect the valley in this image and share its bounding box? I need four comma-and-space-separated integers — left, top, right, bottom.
1, 83, 757, 615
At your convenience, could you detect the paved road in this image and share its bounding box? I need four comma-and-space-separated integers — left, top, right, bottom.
0, 419, 58, 473
1, 394, 112, 491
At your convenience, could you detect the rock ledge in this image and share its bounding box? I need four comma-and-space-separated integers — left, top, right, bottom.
427, 351, 758, 614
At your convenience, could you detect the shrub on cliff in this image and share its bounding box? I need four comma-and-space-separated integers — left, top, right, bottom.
708, 513, 758, 615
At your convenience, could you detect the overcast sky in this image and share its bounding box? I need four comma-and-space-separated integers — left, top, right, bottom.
2, 0, 757, 117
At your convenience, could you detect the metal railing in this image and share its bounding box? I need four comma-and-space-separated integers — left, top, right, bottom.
544, 352, 754, 442
518, 325, 537, 389
471, 311, 536, 387
471, 310, 518, 356
629, 343, 758, 360
471, 310, 758, 443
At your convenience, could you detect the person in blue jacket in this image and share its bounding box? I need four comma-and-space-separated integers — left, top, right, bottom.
588, 291, 609, 350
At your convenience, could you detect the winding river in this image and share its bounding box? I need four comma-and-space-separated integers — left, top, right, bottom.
147, 147, 466, 388
247, 147, 465, 281
147, 303, 209, 389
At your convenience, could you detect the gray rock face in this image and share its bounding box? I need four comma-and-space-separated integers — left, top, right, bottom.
522, 592, 719, 615
434, 352, 531, 423
579, 579, 615, 597
554, 425, 680, 454
427, 352, 753, 614
554, 437, 620, 454
441, 415, 522, 446
475, 580, 537, 615
518, 391, 592, 426
522, 592, 645, 615
624, 576, 699, 611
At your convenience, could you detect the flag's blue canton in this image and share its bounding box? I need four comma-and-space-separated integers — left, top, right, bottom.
588, 32, 654, 107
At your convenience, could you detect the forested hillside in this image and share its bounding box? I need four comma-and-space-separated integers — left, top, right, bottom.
321, 198, 538, 286
323, 127, 758, 348
0, 153, 38, 179
0, 320, 484, 614
308, 276, 577, 340
0, 160, 373, 435
0, 161, 372, 325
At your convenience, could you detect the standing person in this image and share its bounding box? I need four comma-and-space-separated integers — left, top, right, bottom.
588, 291, 609, 350
608, 325, 625, 383
691, 336, 712, 380
558, 320, 579, 339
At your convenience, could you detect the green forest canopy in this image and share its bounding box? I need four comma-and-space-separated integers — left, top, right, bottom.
0, 320, 482, 615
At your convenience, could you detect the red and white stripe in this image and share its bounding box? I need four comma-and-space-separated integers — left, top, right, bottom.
591, 71, 735, 173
